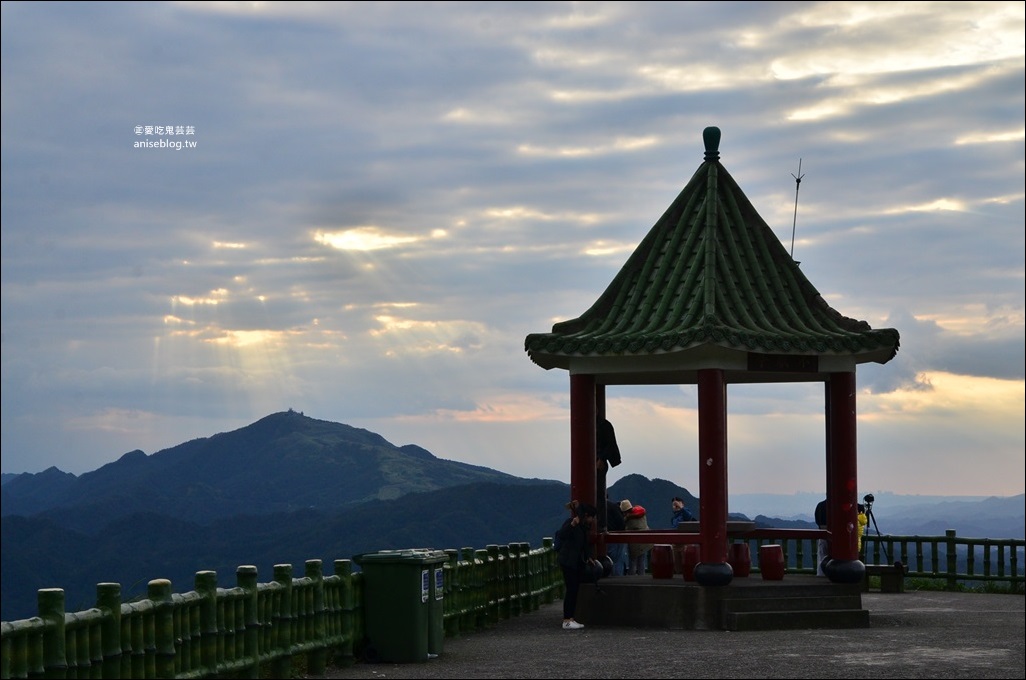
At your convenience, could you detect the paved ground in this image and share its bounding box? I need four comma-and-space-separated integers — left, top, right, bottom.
319, 590, 1025, 679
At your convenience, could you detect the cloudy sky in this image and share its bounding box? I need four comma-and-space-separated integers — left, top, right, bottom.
2, 1, 1023, 499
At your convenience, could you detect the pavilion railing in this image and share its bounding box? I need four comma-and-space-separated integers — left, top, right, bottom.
729, 529, 1024, 588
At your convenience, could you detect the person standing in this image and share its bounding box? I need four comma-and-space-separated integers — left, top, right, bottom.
605, 493, 627, 576
670, 496, 695, 527
595, 418, 622, 530
621, 500, 653, 575
815, 499, 829, 576
857, 504, 868, 555
597, 418, 622, 468
669, 496, 695, 575
556, 502, 597, 630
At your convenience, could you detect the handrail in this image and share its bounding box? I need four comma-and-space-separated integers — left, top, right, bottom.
2, 531, 1022, 679
862, 529, 1025, 589
0, 539, 562, 680
600, 527, 830, 544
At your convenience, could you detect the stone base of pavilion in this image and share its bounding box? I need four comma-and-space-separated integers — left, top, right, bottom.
576, 573, 869, 631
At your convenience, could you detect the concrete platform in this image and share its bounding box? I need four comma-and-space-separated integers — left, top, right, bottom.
322, 590, 1026, 679
576, 573, 868, 631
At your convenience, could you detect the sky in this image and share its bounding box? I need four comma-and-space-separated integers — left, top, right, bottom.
1, 1, 1023, 499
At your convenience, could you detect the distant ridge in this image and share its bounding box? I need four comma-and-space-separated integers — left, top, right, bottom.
0, 410, 536, 532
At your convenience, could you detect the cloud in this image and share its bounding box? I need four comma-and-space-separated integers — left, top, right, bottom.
2, 1, 1022, 497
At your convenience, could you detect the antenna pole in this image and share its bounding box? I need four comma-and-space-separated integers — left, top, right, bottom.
790, 159, 805, 258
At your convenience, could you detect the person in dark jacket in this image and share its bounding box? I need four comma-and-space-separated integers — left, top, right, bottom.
556, 502, 597, 630
597, 418, 622, 468
670, 496, 696, 575
605, 493, 627, 575
670, 496, 695, 528
595, 418, 622, 531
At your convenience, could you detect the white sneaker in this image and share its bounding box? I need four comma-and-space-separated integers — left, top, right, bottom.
562, 620, 584, 630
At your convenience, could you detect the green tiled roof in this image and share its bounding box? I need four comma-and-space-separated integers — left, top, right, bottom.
525, 127, 899, 384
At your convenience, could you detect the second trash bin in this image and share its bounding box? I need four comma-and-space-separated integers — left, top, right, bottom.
354, 548, 448, 663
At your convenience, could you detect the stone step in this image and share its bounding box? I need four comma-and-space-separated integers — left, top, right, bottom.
723, 608, 870, 631
723, 594, 863, 613
719, 582, 861, 599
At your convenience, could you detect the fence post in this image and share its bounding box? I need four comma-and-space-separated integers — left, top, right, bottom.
442, 550, 461, 639
473, 549, 489, 630
148, 579, 175, 679
1, 622, 13, 679
334, 559, 356, 667
485, 545, 501, 624
236, 566, 260, 679
305, 560, 326, 676
511, 543, 525, 615
95, 583, 123, 679
461, 549, 476, 631
38, 588, 67, 679
195, 570, 219, 675
945, 530, 958, 590
272, 564, 294, 678
497, 545, 512, 620
1011, 545, 1021, 587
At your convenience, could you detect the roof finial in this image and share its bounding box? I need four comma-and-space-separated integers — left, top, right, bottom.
790, 158, 805, 259
703, 126, 721, 161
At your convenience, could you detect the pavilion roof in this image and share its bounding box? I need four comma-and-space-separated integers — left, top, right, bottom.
524, 127, 900, 384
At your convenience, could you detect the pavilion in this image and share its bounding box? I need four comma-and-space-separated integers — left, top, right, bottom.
524, 126, 900, 586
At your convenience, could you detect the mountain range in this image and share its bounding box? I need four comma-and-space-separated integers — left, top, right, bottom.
2, 411, 1022, 622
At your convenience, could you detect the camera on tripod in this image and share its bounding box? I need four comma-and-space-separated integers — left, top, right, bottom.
861, 492, 889, 560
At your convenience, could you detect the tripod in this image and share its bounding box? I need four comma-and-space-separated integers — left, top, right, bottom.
863, 499, 890, 562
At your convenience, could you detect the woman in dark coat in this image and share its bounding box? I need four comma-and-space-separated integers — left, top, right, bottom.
556, 502, 596, 630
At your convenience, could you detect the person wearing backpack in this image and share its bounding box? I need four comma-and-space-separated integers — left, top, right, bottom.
556, 502, 597, 630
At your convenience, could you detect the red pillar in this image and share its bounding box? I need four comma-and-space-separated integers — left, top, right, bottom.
695, 368, 732, 586
824, 371, 865, 583
595, 385, 608, 532
823, 381, 833, 522
569, 374, 597, 509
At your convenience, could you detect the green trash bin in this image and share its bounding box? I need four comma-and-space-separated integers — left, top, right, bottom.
354, 549, 447, 663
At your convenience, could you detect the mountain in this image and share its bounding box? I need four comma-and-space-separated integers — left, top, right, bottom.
0, 466, 78, 511
0, 464, 698, 622
1, 410, 537, 533
864, 495, 1025, 539
729, 492, 1025, 540
0, 411, 569, 620
606, 474, 700, 528
0, 480, 572, 622
0, 469, 713, 622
